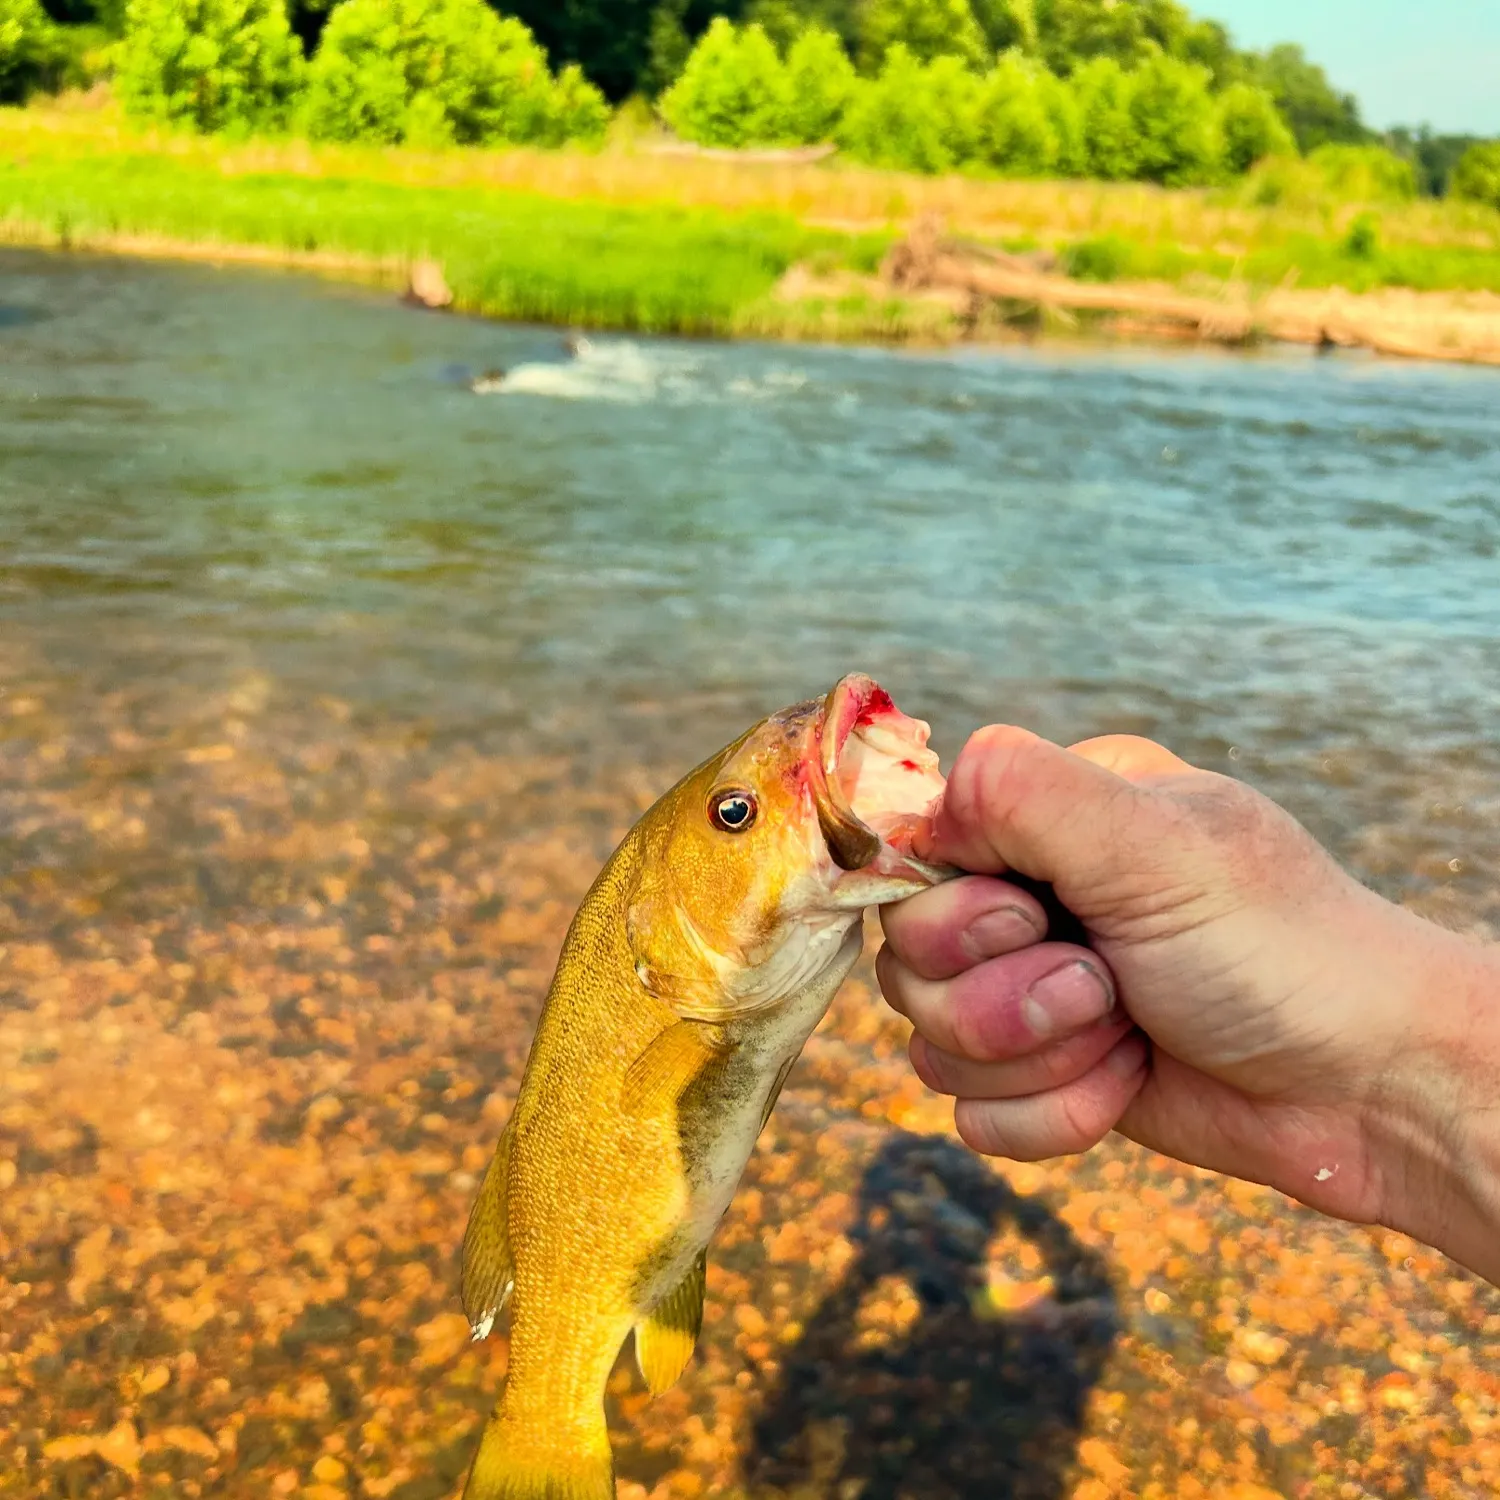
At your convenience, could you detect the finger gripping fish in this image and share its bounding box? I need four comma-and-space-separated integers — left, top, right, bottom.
460, 675, 949, 1499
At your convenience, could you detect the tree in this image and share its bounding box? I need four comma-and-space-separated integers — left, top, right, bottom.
1386, 128, 1485, 199
1443, 141, 1500, 210
968, 0, 1032, 55
301, 0, 607, 146
115, 0, 304, 133
1030, 0, 1148, 74
1216, 80, 1294, 174
1127, 52, 1221, 185
501, 0, 658, 104
1307, 142, 1416, 202
0, 0, 54, 101
974, 49, 1073, 177
856, 0, 990, 74
838, 45, 985, 174
783, 24, 856, 143
1245, 43, 1364, 153
659, 18, 790, 146
1071, 54, 1139, 180
745, 0, 857, 54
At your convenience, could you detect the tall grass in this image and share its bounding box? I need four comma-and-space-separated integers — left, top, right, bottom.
0, 138, 894, 333
2, 103, 1499, 339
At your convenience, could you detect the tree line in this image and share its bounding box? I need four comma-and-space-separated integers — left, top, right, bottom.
658, 17, 1294, 184
1, 0, 1496, 205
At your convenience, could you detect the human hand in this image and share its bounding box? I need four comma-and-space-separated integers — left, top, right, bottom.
877, 727, 1500, 1282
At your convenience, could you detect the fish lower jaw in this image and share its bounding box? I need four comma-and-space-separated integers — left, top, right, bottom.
828, 866, 949, 910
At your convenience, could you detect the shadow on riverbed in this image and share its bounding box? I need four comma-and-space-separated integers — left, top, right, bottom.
744, 1132, 1118, 1500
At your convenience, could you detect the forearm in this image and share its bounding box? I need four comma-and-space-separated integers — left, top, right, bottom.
1367, 915, 1500, 1284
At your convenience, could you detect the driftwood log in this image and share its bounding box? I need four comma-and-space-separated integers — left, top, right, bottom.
878, 213, 1500, 364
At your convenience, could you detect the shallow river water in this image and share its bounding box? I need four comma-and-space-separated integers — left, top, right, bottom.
2, 250, 1498, 1499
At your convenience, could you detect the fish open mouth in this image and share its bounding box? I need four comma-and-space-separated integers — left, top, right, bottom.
812, 674, 948, 880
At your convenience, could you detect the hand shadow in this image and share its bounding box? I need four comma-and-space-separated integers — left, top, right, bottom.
743, 1131, 1118, 1500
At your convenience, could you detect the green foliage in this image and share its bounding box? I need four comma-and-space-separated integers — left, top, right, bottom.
651, 10, 1298, 188
659, 18, 790, 147
500, 0, 658, 104
974, 50, 1073, 177
642, 0, 692, 98
1450, 141, 1500, 211
40, 0, 125, 30
1029, 0, 1231, 81
301, 0, 608, 148
0, 0, 55, 102
1383, 128, 1483, 199
1071, 55, 1138, 180
1342, 210, 1379, 260
1308, 143, 1416, 202
0, 147, 863, 334
1243, 43, 1364, 153
783, 25, 857, 143
115, 0, 304, 134
745, 0, 858, 54
1216, 81, 1294, 174
838, 45, 985, 174
968, 0, 1031, 54
856, 0, 990, 73
1061, 233, 1126, 280
1242, 144, 1417, 215
1127, 52, 1221, 186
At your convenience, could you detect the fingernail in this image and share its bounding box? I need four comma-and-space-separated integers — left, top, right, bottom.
962, 904, 1045, 961
1020, 960, 1114, 1040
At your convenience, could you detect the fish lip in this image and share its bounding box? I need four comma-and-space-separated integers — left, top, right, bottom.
810, 674, 889, 872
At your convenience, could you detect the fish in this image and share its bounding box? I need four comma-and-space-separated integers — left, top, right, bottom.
459, 673, 951, 1499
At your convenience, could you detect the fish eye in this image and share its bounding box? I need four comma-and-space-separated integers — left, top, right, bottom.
709, 790, 757, 833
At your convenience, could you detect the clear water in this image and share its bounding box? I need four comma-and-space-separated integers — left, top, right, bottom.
3, 248, 1497, 928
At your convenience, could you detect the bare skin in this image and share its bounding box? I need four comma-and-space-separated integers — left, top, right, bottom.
876, 726, 1500, 1286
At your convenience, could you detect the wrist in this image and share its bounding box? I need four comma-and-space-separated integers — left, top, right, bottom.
1363, 913, 1500, 1283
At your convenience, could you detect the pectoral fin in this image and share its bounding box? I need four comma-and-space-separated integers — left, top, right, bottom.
621, 1021, 730, 1118
635, 1251, 706, 1396
461, 1125, 514, 1341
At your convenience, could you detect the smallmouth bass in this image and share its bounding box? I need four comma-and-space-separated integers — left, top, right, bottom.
460, 675, 950, 1498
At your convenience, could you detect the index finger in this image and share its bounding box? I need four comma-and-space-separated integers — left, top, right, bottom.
880, 874, 1048, 981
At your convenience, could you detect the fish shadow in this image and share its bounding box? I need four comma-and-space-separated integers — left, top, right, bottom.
743, 1132, 1118, 1500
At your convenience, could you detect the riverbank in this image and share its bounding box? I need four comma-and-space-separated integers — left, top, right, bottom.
5, 104, 1500, 362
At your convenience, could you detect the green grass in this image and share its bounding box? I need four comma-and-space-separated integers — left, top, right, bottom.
1057, 227, 1500, 293
0, 149, 894, 336
2, 107, 1499, 347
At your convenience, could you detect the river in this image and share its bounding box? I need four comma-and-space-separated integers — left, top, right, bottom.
2, 249, 1498, 1497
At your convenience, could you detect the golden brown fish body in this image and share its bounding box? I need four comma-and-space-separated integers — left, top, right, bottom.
460, 676, 948, 1499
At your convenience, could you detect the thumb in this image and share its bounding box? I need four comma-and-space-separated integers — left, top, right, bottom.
920, 726, 1188, 893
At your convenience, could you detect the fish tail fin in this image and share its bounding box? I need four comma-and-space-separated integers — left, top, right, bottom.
462, 1402, 614, 1500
